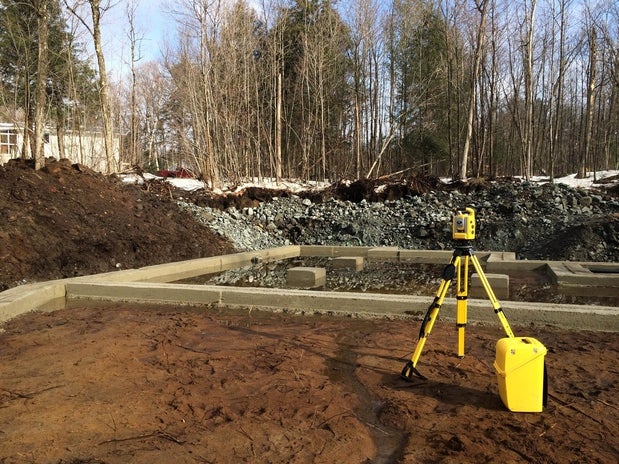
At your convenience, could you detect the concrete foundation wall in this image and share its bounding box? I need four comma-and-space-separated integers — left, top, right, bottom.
1, 245, 617, 332
0, 281, 66, 325
62, 281, 619, 332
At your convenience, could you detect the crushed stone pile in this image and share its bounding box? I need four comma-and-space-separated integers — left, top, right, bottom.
180, 180, 619, 263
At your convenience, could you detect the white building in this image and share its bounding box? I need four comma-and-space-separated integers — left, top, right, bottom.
0, 121, 121, 173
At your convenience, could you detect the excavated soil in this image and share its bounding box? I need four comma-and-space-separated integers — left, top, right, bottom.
0, 159, 234, 291
0, 159, 618, 463
1, 304, 617, 463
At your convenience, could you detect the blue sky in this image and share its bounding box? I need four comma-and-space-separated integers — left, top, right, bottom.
95, 0, 268, 78
97, 0, 173, 78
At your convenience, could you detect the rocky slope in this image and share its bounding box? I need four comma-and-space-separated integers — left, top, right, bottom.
181, 178, 619, 263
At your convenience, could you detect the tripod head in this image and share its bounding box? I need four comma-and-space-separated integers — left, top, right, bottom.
452, 207, 476, 241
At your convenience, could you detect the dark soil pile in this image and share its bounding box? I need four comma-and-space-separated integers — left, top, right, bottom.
0, 158, 234, 290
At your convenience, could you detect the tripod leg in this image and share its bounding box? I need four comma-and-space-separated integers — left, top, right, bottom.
401, 259, 457, 381
456, 255, 469, 358
470, 255, 515, 338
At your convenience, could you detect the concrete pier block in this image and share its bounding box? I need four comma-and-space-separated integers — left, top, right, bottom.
332, 256, 365, 271
287, 267, 326, 289
470, 273, 509, 299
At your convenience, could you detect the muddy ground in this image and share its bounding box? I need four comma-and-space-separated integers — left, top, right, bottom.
1, 304, 617, 463
0, 159, 618, 463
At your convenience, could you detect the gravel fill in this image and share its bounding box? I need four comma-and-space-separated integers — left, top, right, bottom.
179, 180, 619, 262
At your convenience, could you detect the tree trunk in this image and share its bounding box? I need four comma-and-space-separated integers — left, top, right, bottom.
127, 0, 140, 167
579, 25, 597, 179
523, 0, 537, 180
33, 0, 49, 170
460, 0, 488, 180
354, 88, 362, 179
276, 71, 282, 182
197, 4, 219, 188
550, 0, 568, 182
89, 0, 115, 173
56, 110, 66, 159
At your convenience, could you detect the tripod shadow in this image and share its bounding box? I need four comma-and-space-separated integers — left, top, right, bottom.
384, 370, 506, 412
356, 350, 505, 411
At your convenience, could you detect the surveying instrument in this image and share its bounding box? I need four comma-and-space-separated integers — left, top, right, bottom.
401, 207, 516, 381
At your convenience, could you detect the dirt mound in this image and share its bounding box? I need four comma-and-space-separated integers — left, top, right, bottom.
181, 175, 447, 209
0, 158, 233, 290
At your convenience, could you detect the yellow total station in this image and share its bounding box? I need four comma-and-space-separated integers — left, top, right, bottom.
452, 207, 476, 240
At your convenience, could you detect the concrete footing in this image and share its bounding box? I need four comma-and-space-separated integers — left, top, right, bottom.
1, 245, 617, 332
547, 262, 619, 297
470, 273, 509, 299
332, 256, 364, 271
61, 281, 619, 332
287, 267, 326, 289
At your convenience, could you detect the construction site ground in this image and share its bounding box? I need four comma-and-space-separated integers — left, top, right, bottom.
1, 303, 617, 463
0, 159, 617, 463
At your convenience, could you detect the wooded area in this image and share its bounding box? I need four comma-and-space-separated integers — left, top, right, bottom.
1, 0, 618, 185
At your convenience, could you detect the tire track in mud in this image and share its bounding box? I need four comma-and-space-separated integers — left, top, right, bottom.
328, 331, 408, 464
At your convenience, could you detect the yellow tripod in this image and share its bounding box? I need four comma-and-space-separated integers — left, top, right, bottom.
401, 215, 516, 381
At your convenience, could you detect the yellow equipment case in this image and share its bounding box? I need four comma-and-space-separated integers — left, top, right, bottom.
494, 337, 548, 412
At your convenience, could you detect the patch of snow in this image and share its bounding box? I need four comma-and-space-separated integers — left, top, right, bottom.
375, 184, 387, 193
534, 171, 619, 189
120, 170, 619, 194
231, 178, 330, 193
167, 178, 205, 192
120, 173, 144, 184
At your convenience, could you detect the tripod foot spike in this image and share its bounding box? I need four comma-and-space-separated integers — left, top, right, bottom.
401, 360, 427, 381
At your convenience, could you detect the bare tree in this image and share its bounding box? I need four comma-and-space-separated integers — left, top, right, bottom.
89, 0, 115, 172
503, 0, 537, 180
483, 0, 506, 177
134, 61, 168, 170
579, 22, 597, 178
548, 0, 571, 181
598, 4, 619, 171
171, 0, 221, 188
351, 0, 385, 179
126, 0, 143, 167
519, 0, 537, 180
460, 0, 488, 180
64, 0, 116, 173
33, 0, 49, 170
